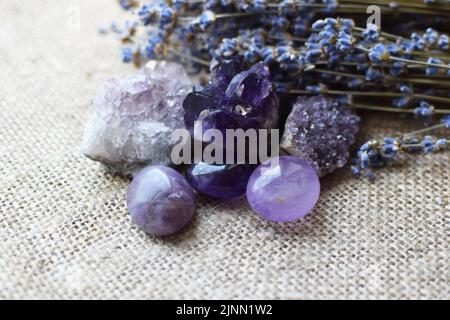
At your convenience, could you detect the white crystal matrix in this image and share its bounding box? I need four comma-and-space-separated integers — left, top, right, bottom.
82, 60, 193, 175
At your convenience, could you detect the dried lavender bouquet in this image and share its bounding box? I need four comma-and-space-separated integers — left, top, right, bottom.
103, 0, 449, 179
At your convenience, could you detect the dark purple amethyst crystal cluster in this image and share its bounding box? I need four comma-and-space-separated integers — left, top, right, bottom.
183, 57, 280, 136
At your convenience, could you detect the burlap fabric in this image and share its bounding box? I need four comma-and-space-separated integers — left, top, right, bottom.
0, 0, 448, 300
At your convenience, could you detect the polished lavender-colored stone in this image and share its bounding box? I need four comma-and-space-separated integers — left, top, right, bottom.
186, 162, 255, 199
127, 166, 195, 236
246, 156, 320, 222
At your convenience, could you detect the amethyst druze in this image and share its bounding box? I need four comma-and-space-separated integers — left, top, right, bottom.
280, 96, 360, 177
186, 162, 255, 200
183, 57, 280, 137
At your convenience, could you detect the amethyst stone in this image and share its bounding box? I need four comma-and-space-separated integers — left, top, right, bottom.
127, 166, 195, 236
183, 57, 279, 137
246, 156, 320, 222
81, 60, 193, 176
210, 56, 246, 90
280, 96, 360, 177
186, 162, 255, 199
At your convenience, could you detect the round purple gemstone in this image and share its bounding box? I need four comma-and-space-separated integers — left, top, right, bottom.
246, 156, 320, 222
127, 165, 195, 236
186, 162, 255, 199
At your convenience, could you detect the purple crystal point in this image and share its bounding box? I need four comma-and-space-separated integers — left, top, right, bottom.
186, 162, 255, 199
182, 91, 219, 133
127, 166, 195, 236
246, 156, 320, 222
225, 63, 271, 102
280, 96, 360, 177
224, 63, 279, 129
210, 55, 246, 89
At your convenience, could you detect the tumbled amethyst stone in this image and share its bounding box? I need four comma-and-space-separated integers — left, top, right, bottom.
127, 166, 195, 236
183, 59, 279, 136
186, 162, 255, 199
246, 156, 320, 222
280, 96, 360, 177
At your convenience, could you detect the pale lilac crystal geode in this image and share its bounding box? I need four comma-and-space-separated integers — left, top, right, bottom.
280, 96, 360, 177
81, 60, 193, 175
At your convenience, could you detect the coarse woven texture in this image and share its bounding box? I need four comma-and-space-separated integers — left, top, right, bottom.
0, 0, 448, 300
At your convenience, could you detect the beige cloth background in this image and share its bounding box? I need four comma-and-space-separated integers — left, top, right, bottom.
0, 0, 448, 300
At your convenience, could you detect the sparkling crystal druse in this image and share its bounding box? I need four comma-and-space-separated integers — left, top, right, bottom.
280, 96, 360, 177
82, 60, 193, 176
